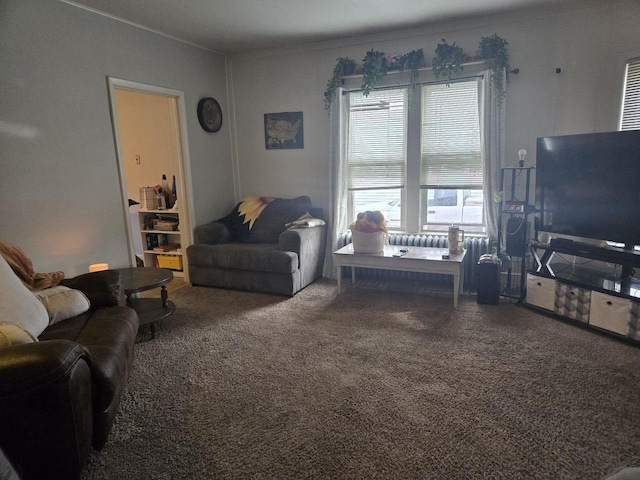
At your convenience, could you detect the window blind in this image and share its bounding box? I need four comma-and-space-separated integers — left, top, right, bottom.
621, 59, 640, 131
420, 80, 482, 187
347, 88, 407, 190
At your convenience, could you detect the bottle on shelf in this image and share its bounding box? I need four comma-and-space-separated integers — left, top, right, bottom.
161, 174, 173, 208
171, 175, 177, 207
156, 188, 166, 210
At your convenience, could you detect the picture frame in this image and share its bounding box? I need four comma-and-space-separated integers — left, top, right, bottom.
264, 111, 304, 149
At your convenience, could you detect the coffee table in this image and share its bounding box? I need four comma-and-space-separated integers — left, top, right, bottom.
334, 244, 467, 307
116, 267, 176, 338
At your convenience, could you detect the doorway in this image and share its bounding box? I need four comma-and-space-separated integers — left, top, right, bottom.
107, 78, 193, 282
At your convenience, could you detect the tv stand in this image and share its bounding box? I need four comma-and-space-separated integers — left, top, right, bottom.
532, 240, 640, 287
527, 241, 640, 344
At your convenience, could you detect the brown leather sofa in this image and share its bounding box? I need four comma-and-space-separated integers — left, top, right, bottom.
0, 269, 138, 480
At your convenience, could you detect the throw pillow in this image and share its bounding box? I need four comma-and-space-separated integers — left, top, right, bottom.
215, 196, 275, 242
0, 323, 38, 348
248, 196, 313, 243
60, 270, 121, 308
0, 254, 49, 338
34, 285, 91, 325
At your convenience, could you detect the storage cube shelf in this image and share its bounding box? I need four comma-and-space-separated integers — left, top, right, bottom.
138, 209, 184, 276
526, 272, 640, 344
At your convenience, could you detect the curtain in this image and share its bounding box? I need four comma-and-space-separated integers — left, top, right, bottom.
480, 69, 505, 242
326, 68, 504, 263
323, 88, 349, 278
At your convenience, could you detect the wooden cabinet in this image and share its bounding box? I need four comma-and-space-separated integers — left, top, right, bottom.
137, 209, 185, 277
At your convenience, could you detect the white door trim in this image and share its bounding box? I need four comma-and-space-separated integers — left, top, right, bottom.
106, 77, 194, 282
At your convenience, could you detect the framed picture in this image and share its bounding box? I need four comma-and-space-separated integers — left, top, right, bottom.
264, 111, 304, 149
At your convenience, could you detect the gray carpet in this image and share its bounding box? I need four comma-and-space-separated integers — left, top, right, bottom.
82, 279, 640, 479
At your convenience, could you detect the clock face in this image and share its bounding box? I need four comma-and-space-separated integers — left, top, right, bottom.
197, 97, 222, 132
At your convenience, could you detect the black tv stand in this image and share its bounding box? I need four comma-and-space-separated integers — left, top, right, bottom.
527, 240, 640, 345
534, 240, 640, 284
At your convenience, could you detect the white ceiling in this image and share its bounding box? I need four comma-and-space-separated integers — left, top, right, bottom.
64, 0, 575, 55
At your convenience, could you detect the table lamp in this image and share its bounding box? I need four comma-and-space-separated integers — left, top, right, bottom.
89, 263, 109, 272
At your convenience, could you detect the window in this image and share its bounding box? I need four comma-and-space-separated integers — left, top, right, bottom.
348, 88, 407, 229
620, 59, 640, 130
346, 78, 485, 233
420, 81, 483, 230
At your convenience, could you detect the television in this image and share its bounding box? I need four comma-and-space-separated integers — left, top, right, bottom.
535, 130, 640, 249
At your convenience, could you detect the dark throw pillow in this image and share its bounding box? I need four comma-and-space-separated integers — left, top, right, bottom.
60, 270, 121, 308
215, 197, 276, 242
247, 196, 312, 243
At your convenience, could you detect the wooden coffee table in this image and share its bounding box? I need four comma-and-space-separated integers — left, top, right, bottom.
334, 244, 467, 307
116, 267, 176, 338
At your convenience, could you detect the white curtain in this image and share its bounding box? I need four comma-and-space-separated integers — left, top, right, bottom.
323, 87, 349, 279
480, 69, 506, 242
325, 70, 505, 269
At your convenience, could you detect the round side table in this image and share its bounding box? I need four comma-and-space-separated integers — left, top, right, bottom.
116, 267, 176, 339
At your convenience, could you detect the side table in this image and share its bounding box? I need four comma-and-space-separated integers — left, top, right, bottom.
116, 267, 176, 339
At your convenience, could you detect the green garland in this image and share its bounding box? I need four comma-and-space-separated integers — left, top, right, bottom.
322, 36, 510, 106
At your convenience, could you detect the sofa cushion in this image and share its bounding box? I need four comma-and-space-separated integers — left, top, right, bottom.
35, 286, 91, 325
0, 324, 38, 347
40, 305, 138, 413
60, 270, 121, 308
216, 196, 275, 242
248, 196, 312, 243
215, 196, 312, 243
0, 255, 48, 337
188, 243, 298, 274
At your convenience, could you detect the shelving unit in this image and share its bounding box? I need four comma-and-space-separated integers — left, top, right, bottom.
527, 241, 640, 344
496, 166, 535, 302
137, 209, 185, 277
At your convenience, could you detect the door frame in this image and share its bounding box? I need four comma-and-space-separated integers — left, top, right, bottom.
106, 77, 194, 282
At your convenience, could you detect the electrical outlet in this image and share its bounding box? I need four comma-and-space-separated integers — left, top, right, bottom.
135, 154, 141, 165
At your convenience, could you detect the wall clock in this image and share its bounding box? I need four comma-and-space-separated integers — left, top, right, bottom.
197, 97, 222, 132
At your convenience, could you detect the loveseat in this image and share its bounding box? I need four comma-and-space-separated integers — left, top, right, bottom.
187, 196, 327, 296
0, 252, 138, 480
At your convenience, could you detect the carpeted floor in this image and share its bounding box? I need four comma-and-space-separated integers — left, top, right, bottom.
82, 279, 640, 479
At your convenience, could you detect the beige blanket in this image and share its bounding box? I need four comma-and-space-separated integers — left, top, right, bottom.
0, 240, 64, 291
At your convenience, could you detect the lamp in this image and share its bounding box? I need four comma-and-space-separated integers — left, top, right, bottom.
518, 149, 527, 167
89, 263, 109, 272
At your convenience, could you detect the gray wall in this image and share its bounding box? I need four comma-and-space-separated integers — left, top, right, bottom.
2, 0, 639, 277
0, 0, 234, 276
228, 0, 640, 218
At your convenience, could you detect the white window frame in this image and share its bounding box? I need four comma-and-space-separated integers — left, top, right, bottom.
345, 77, 486, 234
620, 58, 640, 131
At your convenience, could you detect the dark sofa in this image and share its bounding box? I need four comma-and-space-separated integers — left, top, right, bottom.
187, 196, 327, 296
0, 263, 138, 480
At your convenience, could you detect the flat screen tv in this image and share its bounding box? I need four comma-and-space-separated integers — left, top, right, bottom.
536, 130, 640, 248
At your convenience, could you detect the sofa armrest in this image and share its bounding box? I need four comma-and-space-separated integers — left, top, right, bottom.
0, 340, 93, 479
60, 269, 122, 307
0, 340, 90, 397
194, 221, 233, 245
279, 225, 327, 269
